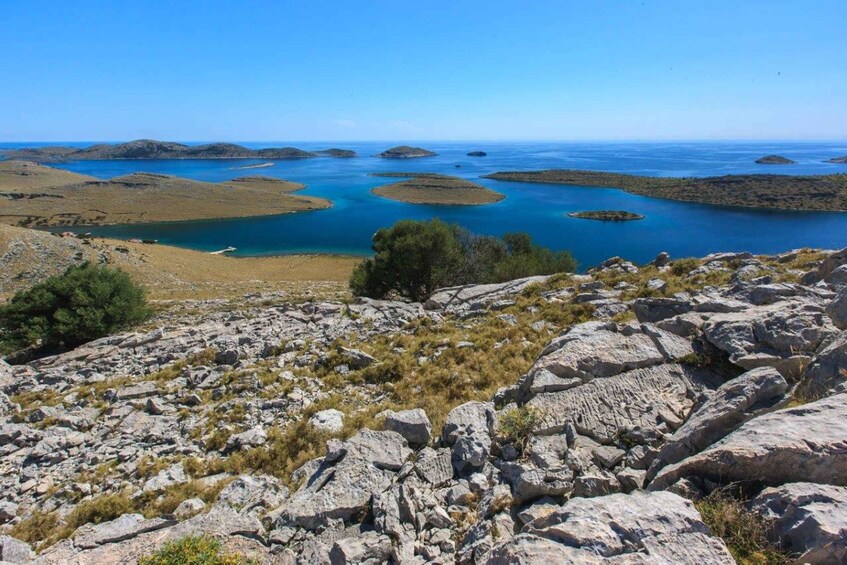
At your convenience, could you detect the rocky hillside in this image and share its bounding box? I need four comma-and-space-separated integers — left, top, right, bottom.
1, 248, 847, 563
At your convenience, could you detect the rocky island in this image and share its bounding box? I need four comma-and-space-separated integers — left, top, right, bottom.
568, 210, 644, 221
375, 145, 438, 159
0, 140, 358, 162
755, 155, 796, 164
484, 169, 847, 211
826, 156, 847, 164
1, 243, 847, 563
371, 173, 505, 205
0, 161, 332, 227
467, 151, 487, 157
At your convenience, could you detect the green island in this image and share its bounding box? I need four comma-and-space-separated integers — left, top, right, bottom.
568, 210, 644, 221
483, 169, 847, 211
371, 172, 505, 205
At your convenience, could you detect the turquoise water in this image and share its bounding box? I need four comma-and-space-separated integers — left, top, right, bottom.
3, 141, 847, 267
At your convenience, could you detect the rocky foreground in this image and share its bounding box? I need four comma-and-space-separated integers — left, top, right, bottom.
2, 248, 847, 563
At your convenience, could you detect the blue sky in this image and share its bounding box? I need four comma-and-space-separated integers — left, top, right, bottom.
1, 1, 845, 141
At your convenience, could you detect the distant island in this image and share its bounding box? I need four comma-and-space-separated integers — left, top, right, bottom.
0, 139, 358, 162
483, 169, 847, 211
755, 155, 796, 164
371, 173, 504, 205
826, 156, 847, 164
467, 151, 487, 157
0, 161, 331, 227
568, 210, 644, 221
375, 146, 438, 159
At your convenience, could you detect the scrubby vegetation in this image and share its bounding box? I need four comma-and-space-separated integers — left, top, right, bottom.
0, 262, 151, 354
568, 210, 644, 221
350, 219, 576, 301
695, 491, 788, 564
371, 173, 504, 205
497, 406, 543, 453
484, 169, 847, 211
139, 535, 245, 565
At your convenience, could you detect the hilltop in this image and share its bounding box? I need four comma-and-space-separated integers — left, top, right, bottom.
484, 169, 847, 211
371, 173, 505, 205
1, 245, 846, 563
0, 140, 358, 162
0, 161, 332, 227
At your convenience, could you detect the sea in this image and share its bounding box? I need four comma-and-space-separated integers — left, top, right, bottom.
2, 140, 847, 269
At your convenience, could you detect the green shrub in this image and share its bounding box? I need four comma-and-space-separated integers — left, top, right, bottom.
350, 220, 576, 300
0, 262, 151, 352
139, 535, 244, 565
497, 406, 543, 453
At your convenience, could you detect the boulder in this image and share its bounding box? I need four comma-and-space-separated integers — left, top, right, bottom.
215, 475, 288, 516
414, 447, 454, 485
174, 498, 206, 520
0, 535, 35, 563
489, 491, 734, 563
72, 514, 175, 549
527, 364, 718, 443
701, 299, 838, 377
532, 322, 670, 383
633, 296, 692, 323
442, 401, 494, 445
336, 346, 377, 369
801, 247, 847, 285
329, 532, 393, 565
309, 409, 345, 433
142, 462, 187, 493
647, 366, 788, 479
826, 288, 847, 330
279, 430, 411, 529
751, 482, 847, 563
825, 264, 847, 289
800, 332, 847, 398
381, 408, 432, 445
425, 276, 550, 313
651, 393, 847, 490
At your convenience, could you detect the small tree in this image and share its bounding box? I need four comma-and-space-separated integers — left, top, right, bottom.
350, 219, 464, 301
0, 262, 151, 352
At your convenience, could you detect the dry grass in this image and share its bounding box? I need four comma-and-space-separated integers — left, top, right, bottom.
0, 160, 331, 227
0, 223, 359, 301
695, 491, 789, 564
371, 173, 505, 205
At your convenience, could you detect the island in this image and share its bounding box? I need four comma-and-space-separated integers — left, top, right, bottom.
755, 155, 796, 164
370, 173, 504, 205
0, 161, 332, 227
0, 139, 358, 162
826, 156, 847, 164
375, 146, 438, 159
467, 151, 487, 157
482, 169, 847, 211
568, 210, 644, 221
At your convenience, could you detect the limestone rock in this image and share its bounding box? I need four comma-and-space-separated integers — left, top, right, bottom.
425, 276, 550, 313
72, 514, 175, 549
527, 364, 718, 443
800, 332, 847, 398
751, 482, 847, 563
442, 401, 494, 445
827, 288, 847, 329
0, 535, 35, 563
651, 394, 847, 490
648, 366, 788, 479
381, 408, 432, 445
491, 491, 734, 563
142, 462, 187, 493
309, 409, 345, 433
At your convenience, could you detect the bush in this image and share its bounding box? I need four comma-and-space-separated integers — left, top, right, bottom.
0, 262, 151, 352
139, 535, 243, 565
350, 220, 576, 300
497, 406, 543, 453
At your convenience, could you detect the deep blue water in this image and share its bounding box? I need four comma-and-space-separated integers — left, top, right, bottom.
3, 141, 847, 268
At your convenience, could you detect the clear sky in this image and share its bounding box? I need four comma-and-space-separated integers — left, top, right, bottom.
1, 1, 845, 141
